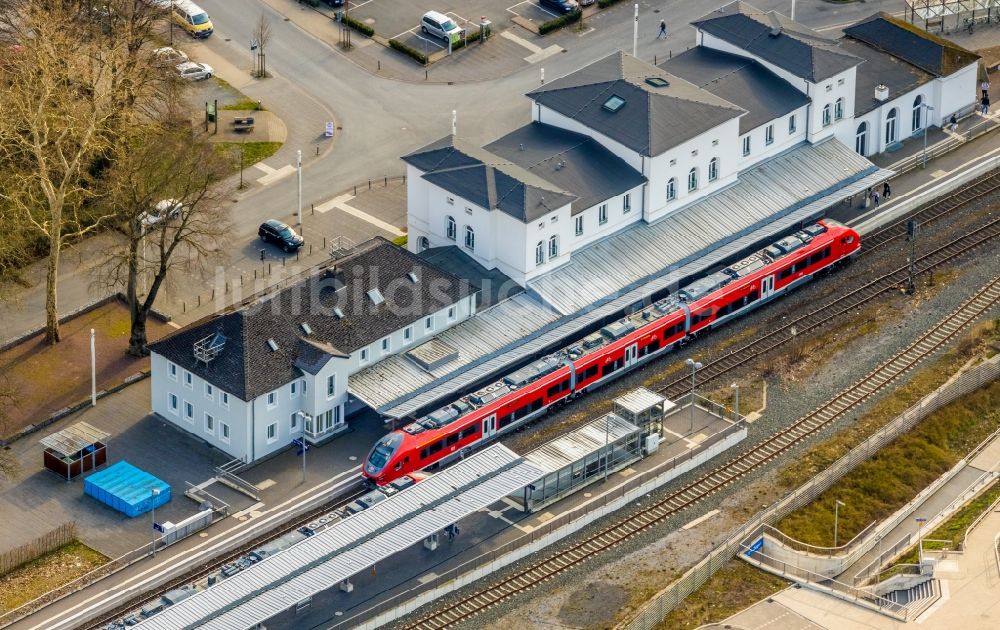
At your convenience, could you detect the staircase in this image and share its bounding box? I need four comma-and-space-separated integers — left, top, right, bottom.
882, 578, 939, 617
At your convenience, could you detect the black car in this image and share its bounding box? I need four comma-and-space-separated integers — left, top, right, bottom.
258, 219, 304, 252
540, 0, 579, 14
320, 0, 345, 6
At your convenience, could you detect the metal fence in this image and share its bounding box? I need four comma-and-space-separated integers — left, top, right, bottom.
619, 354, 1000, 630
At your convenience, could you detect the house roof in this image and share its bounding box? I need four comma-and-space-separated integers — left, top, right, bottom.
662, 47, 810, 134
484, 122, 647, 214
402, 136, 578, 223
838, 38, 935, 117
149, 238, 476, 401
526, 51, 744, 157
692, 1, 862, 82
843, 12, 979, 77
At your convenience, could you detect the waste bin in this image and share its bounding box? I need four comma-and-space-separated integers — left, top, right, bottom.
206, 101, 216, 123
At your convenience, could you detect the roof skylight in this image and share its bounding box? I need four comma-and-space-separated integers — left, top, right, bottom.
645, 77, 669, 88
367, 289, 385, 305
602, 95, 626, 113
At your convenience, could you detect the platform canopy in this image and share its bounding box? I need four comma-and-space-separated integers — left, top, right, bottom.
136, 444, 546, 630
39, 422, 109, 457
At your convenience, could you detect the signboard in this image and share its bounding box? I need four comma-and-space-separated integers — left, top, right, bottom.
325, 122, 334, 137
745, 537, 764, 557
292, 438, 310, 454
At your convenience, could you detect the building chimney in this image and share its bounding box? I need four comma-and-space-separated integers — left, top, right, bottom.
875, 84, 889, 102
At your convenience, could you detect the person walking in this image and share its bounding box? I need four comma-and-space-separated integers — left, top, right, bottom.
657, 20, 667, 39
981, 79, 990, 99
871, 189, 880, 207
981, 93, 991, 115
882, 181, 891, 199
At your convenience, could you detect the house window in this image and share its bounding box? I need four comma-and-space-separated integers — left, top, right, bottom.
290, 381, 298, 398
548, 235, 559, 258
535, 241, 545, 266
205, 413, 214, 434
267, 391, 277, 408
168, 363, 177, 381
623, 193, 631, 213
598, 204, 608, 225
886, 108, 898, 144
446, 216, 456, 241
290, 412, 298, 430
360, 347, 370, 364
912, 95, 923, 131
465, 206, 472, 215
446, 196, 454, 205
184, 371, 193, 389
266, 422, 277, 443
666, 178, 676, 201
575, 215, 583, 236
788, 114, 796, 134
327, 374, 336, 397
425, 316, 434, 332
835, 97, 844, 120
417, 236, 429, 252
381, 337, 390, 353
765, 125, 774, 145
822, 104, 832, 127
708, 158, 719, 182
204, 383, 213, 401
221, 422, 230, 443
742, 135, 750, 156
220, 391, 229, 408
404, 326, 413, 343
447, 306, 456, 321
464, 226, 475, 251
184, 401, 194, 422
168, 393, 178, 414
838, 77, 845, 85
687, 168, 698, 192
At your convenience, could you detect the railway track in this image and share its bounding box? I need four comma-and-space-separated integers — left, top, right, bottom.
402, 266, 1000, 628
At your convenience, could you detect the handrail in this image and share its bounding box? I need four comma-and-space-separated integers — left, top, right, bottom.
764, 521, 876, 555
963, 488, 1000, 550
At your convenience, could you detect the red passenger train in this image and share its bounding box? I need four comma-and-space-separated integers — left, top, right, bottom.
363, 220, 861, 485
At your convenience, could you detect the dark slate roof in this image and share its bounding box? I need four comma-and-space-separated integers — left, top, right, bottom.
419, 245, 522, 309
843, 12, 979, 77
149, 238, 476, 401
838, 38, 934, 116
692, 1, 862, 82
527, 51, 744, 157
402, 136, 577, 223
484, 122, 647, 214
661, 47, 809, 134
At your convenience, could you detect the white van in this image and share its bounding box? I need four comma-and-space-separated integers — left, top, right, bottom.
420, 11, 464, 42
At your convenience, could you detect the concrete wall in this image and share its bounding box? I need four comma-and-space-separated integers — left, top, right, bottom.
737, 103, 809, 170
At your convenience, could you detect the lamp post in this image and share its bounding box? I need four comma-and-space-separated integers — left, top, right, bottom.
603, 413, 611, 482
730, 382, 739, 422
150, 487, 161, 558
916, 516, 927, 562
296, 412, 311, 483
920, 103, 935, 168
685, 358, 702, 433
169, 0, 174, 46
834, 499, 845, 547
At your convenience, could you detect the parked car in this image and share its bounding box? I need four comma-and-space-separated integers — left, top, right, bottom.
320, 0, 346, 6
420, 10, 465, 42
540, 0, 579, 14
175, 61, 213, 81
153, 46, 188, 66
138, 199, 183, 231
579, 0, 595, 5
258, 219, 304, 252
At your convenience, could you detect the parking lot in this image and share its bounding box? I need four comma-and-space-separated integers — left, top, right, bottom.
347, 0, 498, 47
506, 0, 562, 25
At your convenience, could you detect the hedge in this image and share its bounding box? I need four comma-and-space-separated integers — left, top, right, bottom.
597, 0, 625, 8
450, 28, 481, 52
539, 9, 582, 35
342, 14, 374, 37
389, 38, 428, 65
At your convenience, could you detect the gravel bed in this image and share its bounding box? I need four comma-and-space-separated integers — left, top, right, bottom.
398, 197, 1000, 630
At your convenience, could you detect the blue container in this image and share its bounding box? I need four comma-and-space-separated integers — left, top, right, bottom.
83, 461, 171, 518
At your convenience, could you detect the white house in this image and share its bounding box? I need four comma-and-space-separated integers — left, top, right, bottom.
148, 237, 477, 463
403, 3, 978, 288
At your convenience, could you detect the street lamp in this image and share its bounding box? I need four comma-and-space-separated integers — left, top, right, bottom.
169, 0, 174, 47
150, 487, 161, 558
920, 103, 935, 168
685, 358, 702, 433
916, 516, 928, 562
730, 382, 739, 422
296, 411, 311, 483
834, 499, 845, 547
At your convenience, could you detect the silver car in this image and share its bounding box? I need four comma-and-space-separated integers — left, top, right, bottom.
175, 61, 213, 81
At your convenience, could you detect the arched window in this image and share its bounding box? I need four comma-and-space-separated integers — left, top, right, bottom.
446, 216, 456, 241
535, 241, 544, 265
708, 158, 719, 182
548, 235, 559, 259
464, 226, 475, 251
822, 103, 832, 127
687, 168, 698, 192
835, 97, 845, 120
417, 236, 429, 252
855, 121, 868, 156
666, 177, 676, 201
912, 95, 923, 132
885, 108, 898, 144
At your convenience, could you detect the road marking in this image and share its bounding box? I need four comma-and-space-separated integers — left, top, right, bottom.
256, 163, 296, 186
682, 509, 720, 530
230, 502, 266, 520
315, 193, 405, 236
915, 579, 949, 624
254, 163, 275, 175
525, 45, 563, 64
33, 468, 361, 630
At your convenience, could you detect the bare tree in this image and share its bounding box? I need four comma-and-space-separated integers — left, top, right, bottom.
0, 0, 169, 344
252, 13, 271, 78
95, 127, 230, 356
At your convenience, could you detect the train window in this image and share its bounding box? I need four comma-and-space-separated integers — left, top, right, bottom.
429, 440, 443, 455
499, 413, 515, 428
793, 259, 808, 273
664, 323, 682, 339
446, 434, 460, 447
395, 461, 403, 471
562, 380, 571, 391
531, 398, 543, 411
459, 425, 479, 439
547, 380, 569, 398
583, 365, 599, 380
602, 358, 624, 377
420, 448, 429, 460
747, 290, 759, 303
778, 267, 793, 280
647, 339, 660, 353
692, 309, 712, 325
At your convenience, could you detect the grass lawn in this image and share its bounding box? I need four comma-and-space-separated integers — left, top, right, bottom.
0, 542, 108, 613
654, 560, 789, 630
214, 141, 283, 169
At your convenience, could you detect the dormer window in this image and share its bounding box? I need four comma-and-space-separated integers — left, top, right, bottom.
602, 95, 626, 113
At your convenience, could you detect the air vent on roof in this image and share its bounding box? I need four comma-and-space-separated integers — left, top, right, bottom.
367, 289, 384, 305
407, 271, 419, 283
645, 77, 669, 88
301, 322, 313, 335
334, 307, 344, 319
602, 95, 626, 113
267, 338, 279, 352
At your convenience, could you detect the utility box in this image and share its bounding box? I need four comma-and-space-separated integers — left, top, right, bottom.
480, 18, 492, 39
